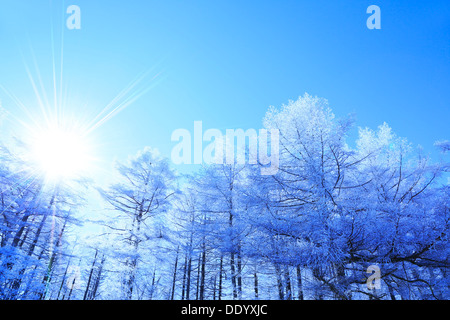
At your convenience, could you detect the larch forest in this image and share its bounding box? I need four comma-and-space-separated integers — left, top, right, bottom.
0, 94, 449, 300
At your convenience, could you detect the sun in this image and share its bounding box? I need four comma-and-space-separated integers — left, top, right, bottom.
31, 125, 92, 181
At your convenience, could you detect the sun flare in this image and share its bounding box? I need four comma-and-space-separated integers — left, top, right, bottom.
31, 126, 92, 180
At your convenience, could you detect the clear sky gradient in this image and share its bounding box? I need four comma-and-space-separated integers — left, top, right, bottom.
0, 0, 449, 177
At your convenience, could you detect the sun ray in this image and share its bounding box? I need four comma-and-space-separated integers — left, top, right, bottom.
0, 85, 43, 132
1, 2, 164, 188
84, 69, 165, 135
21, 53, 51, 129
50, 10, 59, 119
29, 41, 53, 121
83, 68, 154, 130
0, 171, 42, 217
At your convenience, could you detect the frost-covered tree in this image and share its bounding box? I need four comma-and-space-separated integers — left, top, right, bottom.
98, 147, 177, 299
242, 94, 356, 299
1, 93, 447, 300
188, 158, 254, 300
0, 140, 86, 300
243, 94, 449, 300
350, 123, 449, 299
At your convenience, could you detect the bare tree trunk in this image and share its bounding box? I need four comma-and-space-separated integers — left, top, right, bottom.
196, 254, 201, 300
230, 252, 237, 299
9, 185, 43, 251
11, 211, 32, 248
213, 275, 217, 300
149, 270, 156, 300
90, 254, 105, 300
11, 195, 55, 296
57, 258, 72, 300
186, 257, 192, 300
284, 267, 292, 300
312, 267, 324, 300
171, 247, 179, 300
333, 263, 346, 300
65, 258, 82, 300
254, 272, 259, 299
274, 264, 284, 300
218, 255, 223, 300
40, 220, 67, 300
228, 188, 238, 300
126, 257, 137, 299
296, 265, 304, 300
27, 192, 57, 257
237, 245, 242, 299
199, 243, 206, 300
20, 241, 48, 299
83, 249, 98, 300
181, 256, 187, 300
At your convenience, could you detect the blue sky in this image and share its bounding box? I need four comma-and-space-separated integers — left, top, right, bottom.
0, 0, 449, 177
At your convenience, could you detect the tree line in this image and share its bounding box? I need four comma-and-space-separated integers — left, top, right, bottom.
0, 94, 448, 300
